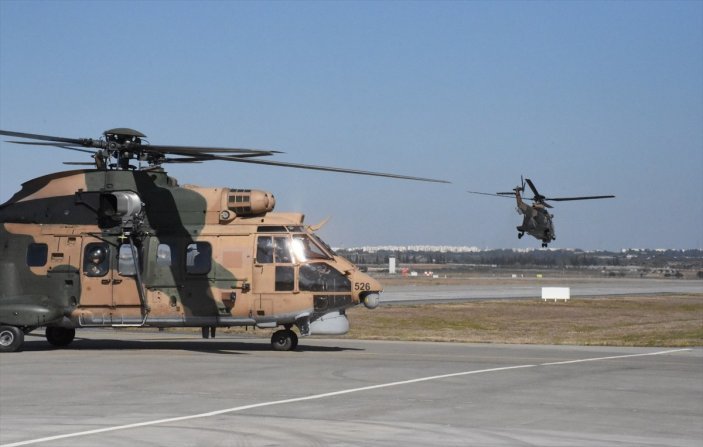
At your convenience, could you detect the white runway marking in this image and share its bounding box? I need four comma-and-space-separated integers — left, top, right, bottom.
1, 348, 690, 447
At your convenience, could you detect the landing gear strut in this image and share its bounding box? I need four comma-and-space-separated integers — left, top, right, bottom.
518, 232, 524, 239
271, 329, 298, 351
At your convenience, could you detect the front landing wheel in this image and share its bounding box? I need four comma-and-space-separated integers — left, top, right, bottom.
0, 326, 24, 353
46, 327, 76, 348
271, 329, 298, 351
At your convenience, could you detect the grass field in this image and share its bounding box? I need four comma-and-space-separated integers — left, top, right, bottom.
342, 294, 703, 347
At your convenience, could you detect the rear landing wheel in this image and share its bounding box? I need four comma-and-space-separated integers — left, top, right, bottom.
0, 326, 24, 353
46, 327, 75, 348
271, 329, 298, 351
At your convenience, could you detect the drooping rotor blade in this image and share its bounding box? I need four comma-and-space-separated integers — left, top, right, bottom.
201, 154, 450, 183
0, 129, 96, 146
161, 157, 205, 164
6, 140, 97, 154
546, 195, 615, 202
63, 162, 96, 165
146, 144, 281, 157
467, 190, 516, 198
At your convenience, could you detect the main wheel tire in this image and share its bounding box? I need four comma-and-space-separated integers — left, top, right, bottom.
46, 327, 76, 347
0, 326, 24, 353
271, 329, 295, 351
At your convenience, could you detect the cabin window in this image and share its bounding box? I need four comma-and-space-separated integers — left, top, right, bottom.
186, 242, 211, 275
26, 243, 48, 267
275, 266, 295, 291
84, 243, 109, 277
118, 244, 139, 276
156, 244, 172, 267
299, 263, 350, 292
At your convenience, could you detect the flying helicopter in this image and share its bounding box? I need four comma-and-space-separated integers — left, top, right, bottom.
0, 127, 449, 353
468, 177, 614, 248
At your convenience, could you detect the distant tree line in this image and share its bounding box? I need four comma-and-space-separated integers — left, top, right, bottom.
335, 248, 703, 270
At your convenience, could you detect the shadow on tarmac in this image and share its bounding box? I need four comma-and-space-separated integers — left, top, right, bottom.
19, 333, 363, 354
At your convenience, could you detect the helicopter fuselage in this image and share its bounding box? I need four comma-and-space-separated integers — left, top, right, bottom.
514, 189, 555, 247
0, 169, 382, 352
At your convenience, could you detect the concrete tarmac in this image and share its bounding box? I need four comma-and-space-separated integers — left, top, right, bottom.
1, 330, 701, 447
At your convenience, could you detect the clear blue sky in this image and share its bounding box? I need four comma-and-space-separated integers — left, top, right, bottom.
1, 1, 701, 250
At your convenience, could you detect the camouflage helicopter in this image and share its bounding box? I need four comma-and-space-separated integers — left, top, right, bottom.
468, 177, 614, 248
0, 128, 449, 353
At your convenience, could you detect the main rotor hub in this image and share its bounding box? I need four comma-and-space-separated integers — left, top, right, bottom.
104, 128, 147, 140
102, 128, 150, 170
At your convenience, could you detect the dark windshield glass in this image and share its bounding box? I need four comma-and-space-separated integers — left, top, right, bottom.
299, 262, 351, 292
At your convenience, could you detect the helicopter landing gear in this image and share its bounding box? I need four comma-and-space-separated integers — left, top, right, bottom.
0, 325, 24, 353
46, 327, 76, 347
517, 232, 524, 239
541, 242, 548, 248
201, 326, 216, 339
271, 329, 298, 351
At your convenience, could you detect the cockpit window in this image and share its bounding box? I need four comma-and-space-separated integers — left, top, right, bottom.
299, 262, 350, 292
257, 236, 294, 264
257, 226, 287, 233
291, 234, 332, 262
309, 233, 336, 256
274, 237, 292, 263
256, 236, 274, 263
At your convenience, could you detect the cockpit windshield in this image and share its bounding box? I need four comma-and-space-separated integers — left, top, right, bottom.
309, 233, 336, 256
291, 234, 333, 262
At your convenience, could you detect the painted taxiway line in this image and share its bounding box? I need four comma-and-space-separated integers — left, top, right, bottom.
1, 348, 691, 447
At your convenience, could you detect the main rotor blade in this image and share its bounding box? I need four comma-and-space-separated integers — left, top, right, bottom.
5, 140, 97, 154
0, 129, 87, 145
546, 195, 615, 201
161, 157, 206, 164
146, 144, 281, 156
524, 178, 542, 199
204, 154, 450, 183
467, 190, 515, 198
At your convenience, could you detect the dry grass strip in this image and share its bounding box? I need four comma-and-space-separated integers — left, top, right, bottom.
343, 294, 703, 347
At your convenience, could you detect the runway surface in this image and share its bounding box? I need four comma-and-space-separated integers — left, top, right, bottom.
1, 330, 701, 447
381, 278, 702, 303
